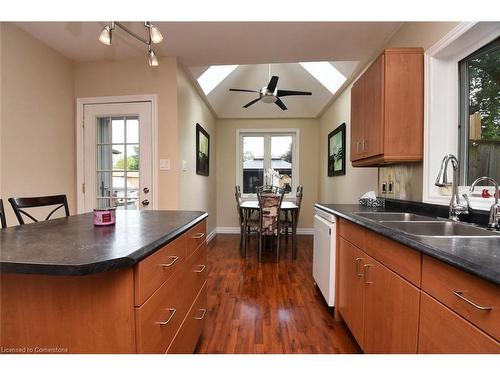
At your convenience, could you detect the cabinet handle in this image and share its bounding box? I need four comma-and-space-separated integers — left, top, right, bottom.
363, 264, 374, 285
194, 264, 206, 273
194, 308, 207, 320
191, 233, 205, 239
159, 256, 179, 268
354, 257, 363, 278
156, 308, 176, 325
362, 140, 367, 152
356, 142, 361, 153
453, 291, 492, 311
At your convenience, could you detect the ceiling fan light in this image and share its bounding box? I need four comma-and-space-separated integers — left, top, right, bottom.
148, 48, 159, 67
98, 24, 113, 46
149, 25, 163, 44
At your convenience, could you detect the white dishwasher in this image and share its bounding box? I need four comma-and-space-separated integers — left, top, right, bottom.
313, 207, 336, 306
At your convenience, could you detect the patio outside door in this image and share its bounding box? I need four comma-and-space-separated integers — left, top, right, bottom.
82, 101, 153, 212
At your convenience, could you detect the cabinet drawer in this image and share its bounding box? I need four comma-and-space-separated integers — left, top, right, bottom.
185, 242, 208, 300
418, 292, 500, 354
364, 230, 421, 287
135, 268, 190, 353
186, 220, 207, 258
422, 255, 500, 341
338, 219, 365, 250
167, 282, 207, 354
134, 236, 186, 306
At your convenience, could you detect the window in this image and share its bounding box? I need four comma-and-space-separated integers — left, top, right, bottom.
237, 130, 298, 195
459, 37, 500, 186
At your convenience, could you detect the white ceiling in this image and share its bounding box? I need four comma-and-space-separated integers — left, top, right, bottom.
15, 22, 402, 118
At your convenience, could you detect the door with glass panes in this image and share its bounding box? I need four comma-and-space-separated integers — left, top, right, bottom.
83, 102, 153, 212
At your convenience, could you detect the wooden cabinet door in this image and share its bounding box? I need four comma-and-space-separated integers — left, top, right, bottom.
362, 253, 420, 353
338, 237, 365, 347
350, 77, 364, 162
418, 292, 500, 354
362, 54, 384, 158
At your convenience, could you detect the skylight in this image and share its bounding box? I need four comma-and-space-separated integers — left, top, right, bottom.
299, 62, 347, 94
197, 65, 238, 95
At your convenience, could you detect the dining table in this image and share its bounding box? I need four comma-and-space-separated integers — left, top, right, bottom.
240, 200, 299, 260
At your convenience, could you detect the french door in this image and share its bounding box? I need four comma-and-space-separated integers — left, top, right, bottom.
82, 102, 153, 212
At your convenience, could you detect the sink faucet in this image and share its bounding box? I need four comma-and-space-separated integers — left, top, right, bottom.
470, 176, 500, 230
435, 154, 469, 221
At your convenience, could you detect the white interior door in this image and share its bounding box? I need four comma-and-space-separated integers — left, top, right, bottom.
82, 102, 153, 212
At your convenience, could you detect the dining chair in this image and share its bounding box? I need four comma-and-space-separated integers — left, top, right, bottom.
0, 199, 7, 228
235, 185, 259, 253
256, 185, 280, 194
256, 188, 285, 262
8, 194, 70, 225
281, 185, 303, 236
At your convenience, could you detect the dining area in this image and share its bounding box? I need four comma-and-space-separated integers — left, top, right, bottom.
234, 184, 303, 262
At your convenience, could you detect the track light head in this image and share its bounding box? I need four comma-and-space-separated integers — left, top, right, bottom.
145, 22, 163, 44
148, 46, 159, 67
99, 23, 114, 46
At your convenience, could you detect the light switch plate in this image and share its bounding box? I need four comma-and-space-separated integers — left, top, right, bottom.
182, 160, 188, 171
159, 159, 171, 170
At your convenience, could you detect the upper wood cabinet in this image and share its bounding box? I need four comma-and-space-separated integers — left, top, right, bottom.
350, 48, 424, 166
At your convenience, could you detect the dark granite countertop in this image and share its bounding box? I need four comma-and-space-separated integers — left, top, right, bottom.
315, 203, 500, 285
0, 210, 208, 276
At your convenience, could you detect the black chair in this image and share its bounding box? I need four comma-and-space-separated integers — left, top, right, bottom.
256, 187, 285, 262
8, 195, 70, 225
281, 185, 303, 235
235, 186, 259, 255
0, 199, 6, 228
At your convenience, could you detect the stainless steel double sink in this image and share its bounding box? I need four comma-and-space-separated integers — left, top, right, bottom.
354, 212, 500, 238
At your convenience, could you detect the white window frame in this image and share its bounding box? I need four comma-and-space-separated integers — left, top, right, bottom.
236, 128, 300, 199
423, 22, 500, 211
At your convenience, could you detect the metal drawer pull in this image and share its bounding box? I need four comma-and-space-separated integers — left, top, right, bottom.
157, 308, 176, 325
194, 265, 206, 273
191, 233, 205, 239
453, 291, 492, 311
159, 256, 179, 268
363, 264, 373, 285
194, 308, 207, 320
354, 257, 363, 278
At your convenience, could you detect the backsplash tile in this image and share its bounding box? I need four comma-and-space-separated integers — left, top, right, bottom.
379, 163, 423, 201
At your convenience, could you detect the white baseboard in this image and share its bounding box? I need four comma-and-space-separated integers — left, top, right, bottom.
215, 227, 313, 235
206, 229, 217, 243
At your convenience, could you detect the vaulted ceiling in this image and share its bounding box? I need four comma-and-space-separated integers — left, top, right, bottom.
15, 22, 402, 118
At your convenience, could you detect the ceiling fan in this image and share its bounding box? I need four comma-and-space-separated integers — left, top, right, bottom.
229, 65, 312, 110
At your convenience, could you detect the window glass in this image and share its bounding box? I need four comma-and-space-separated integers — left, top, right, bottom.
271, 136, 293, 193
242, 136, 264, 194
460, 38, 500, 185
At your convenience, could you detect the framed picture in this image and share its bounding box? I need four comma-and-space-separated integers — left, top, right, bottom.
196, 123, 210, 176
328, 123, 346, 176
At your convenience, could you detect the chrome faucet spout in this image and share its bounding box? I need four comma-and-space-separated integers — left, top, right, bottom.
435, 154, 469, 221
470, 176, 500, 230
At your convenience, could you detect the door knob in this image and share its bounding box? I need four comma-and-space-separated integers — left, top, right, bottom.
143, 187, 150, 194
141, 199, 150, 206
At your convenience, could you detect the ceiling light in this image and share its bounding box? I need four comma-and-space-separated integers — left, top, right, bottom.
146, 22, 163, 44
98, 23, 114, 46
197, 65, 238, 95
148, 47, 159, 67
299, 61, 347, 94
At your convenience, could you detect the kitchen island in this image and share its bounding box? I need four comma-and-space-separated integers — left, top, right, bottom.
0, 210, 208, 354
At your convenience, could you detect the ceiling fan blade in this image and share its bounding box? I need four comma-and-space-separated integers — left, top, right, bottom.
243, 97, 261, 108
267, 76, 279, 92
274, 98, 288, 111
277, 90, 312, 97
229, 89, 259, 93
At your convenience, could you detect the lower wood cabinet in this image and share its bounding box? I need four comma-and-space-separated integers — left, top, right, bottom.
338, 230, 419, 353
418, 292, 500, 354
362, 253, 420, 353
337, 218, 500, 354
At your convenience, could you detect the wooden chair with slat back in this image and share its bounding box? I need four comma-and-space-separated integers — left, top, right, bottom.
257, 187, 285, 262
0, 199, 7, 229
8, 195, 70, 225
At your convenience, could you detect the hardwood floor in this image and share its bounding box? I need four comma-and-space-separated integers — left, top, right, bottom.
195, 234, 361, 354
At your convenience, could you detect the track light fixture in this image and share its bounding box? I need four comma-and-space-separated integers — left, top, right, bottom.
98, 22, 163, 67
